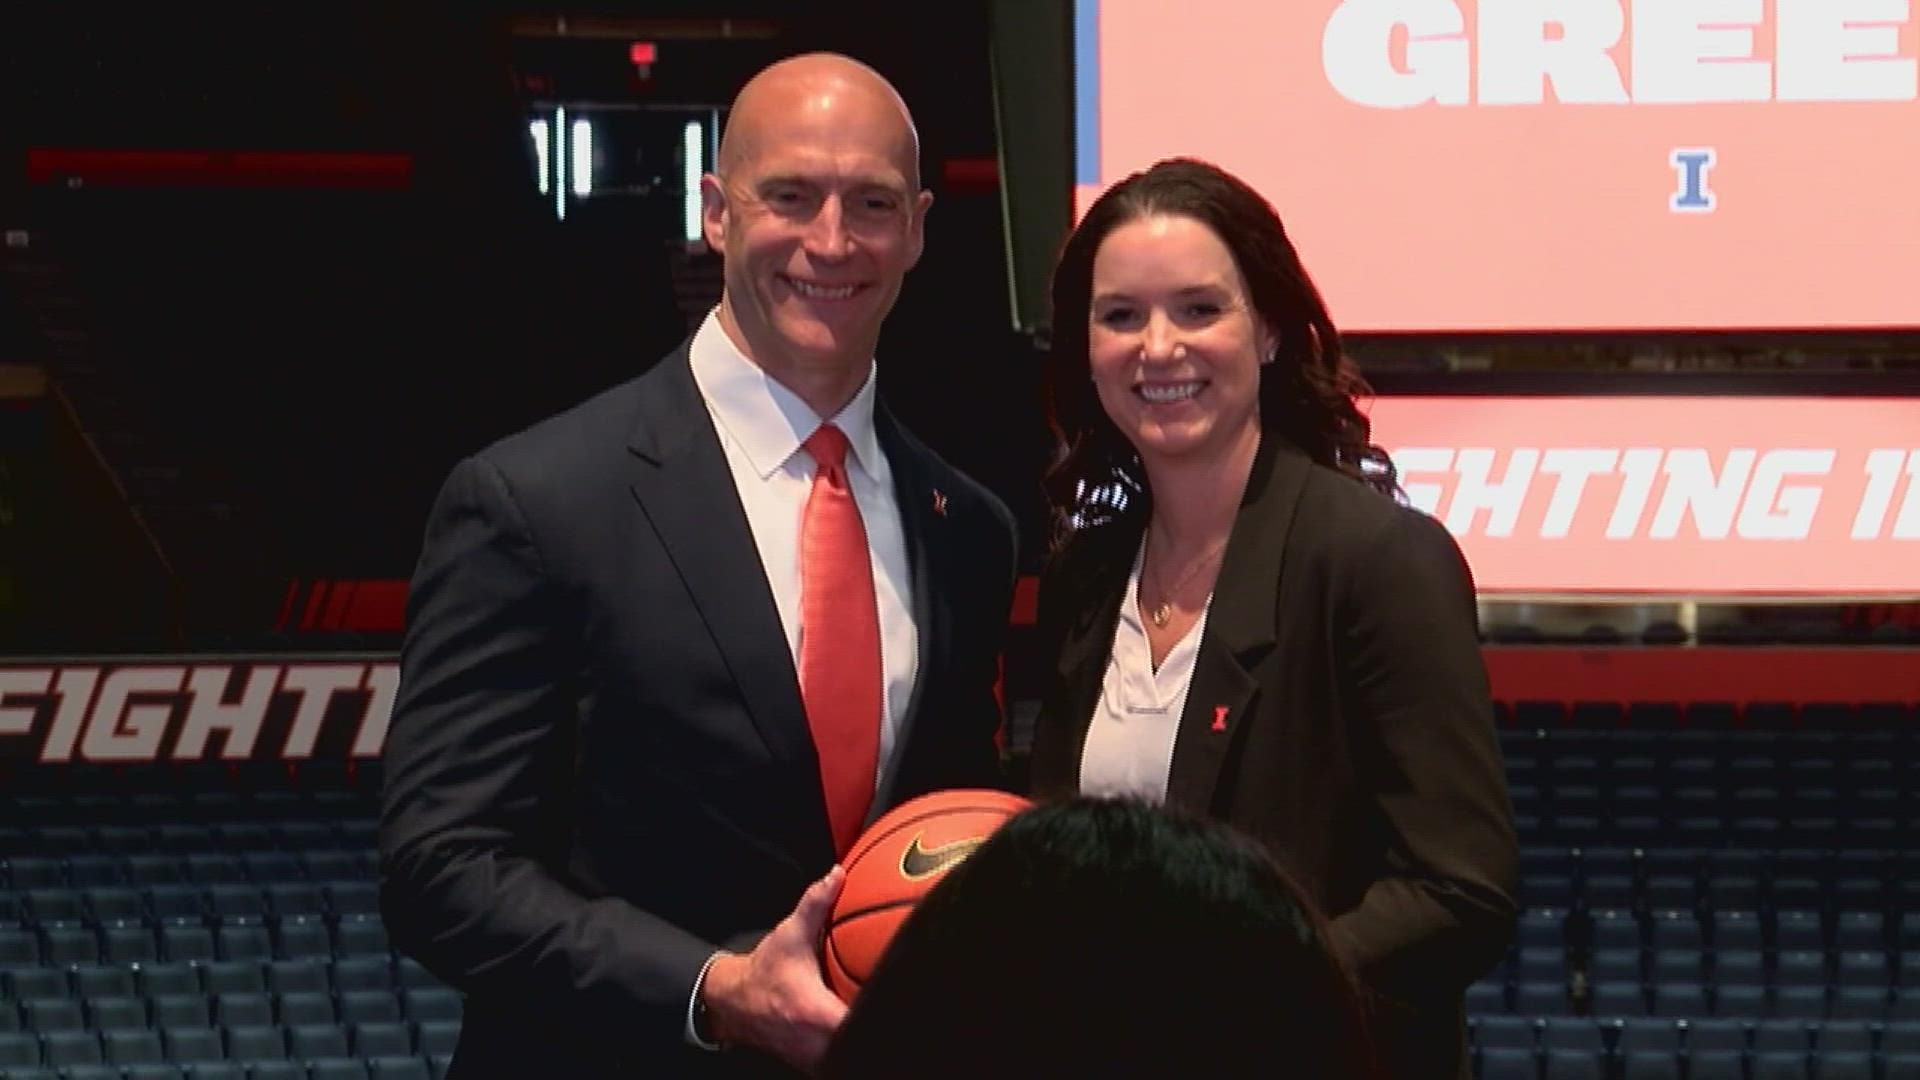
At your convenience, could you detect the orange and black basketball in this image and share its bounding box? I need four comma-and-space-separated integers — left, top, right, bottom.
822, 788, 1032, 1003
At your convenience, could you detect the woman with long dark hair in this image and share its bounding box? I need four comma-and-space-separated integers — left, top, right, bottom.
1027, 158, 1516, 1078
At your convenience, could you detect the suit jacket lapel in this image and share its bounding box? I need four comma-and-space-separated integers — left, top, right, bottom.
1033, 519, 1137, 801
624, 349, 834, 860
869, 406, 936, 813
1163, 440, 1310, 815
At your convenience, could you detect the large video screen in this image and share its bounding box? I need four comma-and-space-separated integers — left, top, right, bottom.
1372, 396, 1920, 594
1075, 1, 1920, 333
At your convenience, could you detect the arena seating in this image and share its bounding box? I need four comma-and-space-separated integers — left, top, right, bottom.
0, 761, 455, 1080
6, 697, 1920, 1078
1471, 699, 1920, 1079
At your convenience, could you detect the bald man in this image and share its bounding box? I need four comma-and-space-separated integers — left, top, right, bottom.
380, 53, 1018, 1078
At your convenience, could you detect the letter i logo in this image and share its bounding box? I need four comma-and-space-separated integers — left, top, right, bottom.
1669, 148, 1718, 213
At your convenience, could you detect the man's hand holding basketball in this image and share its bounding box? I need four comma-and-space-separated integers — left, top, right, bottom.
701, 865, 850, 1073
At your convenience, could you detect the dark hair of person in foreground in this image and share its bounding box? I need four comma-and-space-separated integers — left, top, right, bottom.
819, 796, 1383, 1079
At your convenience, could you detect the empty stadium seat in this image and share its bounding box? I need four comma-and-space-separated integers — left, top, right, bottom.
18, 702, 1920, 1077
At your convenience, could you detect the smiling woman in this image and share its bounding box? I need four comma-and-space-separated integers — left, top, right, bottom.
1087, 213, 1271, 473
1027, 156, 1517, 1080
1042, 158, 1398, 543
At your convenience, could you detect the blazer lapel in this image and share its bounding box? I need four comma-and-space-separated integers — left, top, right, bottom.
868, 406, 937, 813
1032, 519, 1137, 801
1163, 440, 1311, 816
624, 349, 833, 859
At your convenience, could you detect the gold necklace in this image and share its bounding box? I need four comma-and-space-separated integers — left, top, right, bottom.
1144, 533, 1229, 629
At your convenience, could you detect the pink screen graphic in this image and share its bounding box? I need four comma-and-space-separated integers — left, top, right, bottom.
1369, 396, 1920, 595
1078, 1, 1920, 332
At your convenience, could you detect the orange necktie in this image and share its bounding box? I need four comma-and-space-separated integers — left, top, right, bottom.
798, 424, 882, 856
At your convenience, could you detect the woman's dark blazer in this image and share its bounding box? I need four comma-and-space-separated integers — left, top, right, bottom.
1028, 439, 1518, 1080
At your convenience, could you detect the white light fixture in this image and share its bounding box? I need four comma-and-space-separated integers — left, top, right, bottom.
553, 107, 567, 220
529, 119, 549, 195
571, 118, 594, 197
682, 119, 703, 244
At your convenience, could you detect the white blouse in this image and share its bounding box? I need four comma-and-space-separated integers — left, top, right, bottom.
1078, 542, 1212, 804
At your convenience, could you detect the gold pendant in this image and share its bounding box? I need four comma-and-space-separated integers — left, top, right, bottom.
1150, 602, 1172, 628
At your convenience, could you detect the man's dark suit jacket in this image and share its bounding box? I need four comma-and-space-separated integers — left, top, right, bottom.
1028, 439, 1517, 1080
379, 342, 1018, 1079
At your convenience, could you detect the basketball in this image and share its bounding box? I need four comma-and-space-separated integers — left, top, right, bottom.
822, 787, 1032, 1002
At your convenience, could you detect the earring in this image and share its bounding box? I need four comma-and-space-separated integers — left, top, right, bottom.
1262, 344, 1278, 366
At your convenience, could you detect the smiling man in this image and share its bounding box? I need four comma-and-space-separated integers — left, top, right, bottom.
379, 52, 1019, 1080
704, 54, 932, 420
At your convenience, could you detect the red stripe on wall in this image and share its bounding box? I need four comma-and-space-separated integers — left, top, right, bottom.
273, 580, 300, 633
341, 580, 408, 634
1481, 646, 1920, 707
940, 157, 998, 193
27, 149, 414, 190
321, 581, 357, 632
298, 581, 331, 632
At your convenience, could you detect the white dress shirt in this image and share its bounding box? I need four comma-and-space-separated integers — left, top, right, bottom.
682, 308, 919, 1047
686, 309, 919, 767
1080, 541, 1210, 805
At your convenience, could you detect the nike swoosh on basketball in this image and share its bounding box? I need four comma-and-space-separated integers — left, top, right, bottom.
899, 834, 985, 880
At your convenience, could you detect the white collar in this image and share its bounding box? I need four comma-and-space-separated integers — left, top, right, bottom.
688, 307, 884, 479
